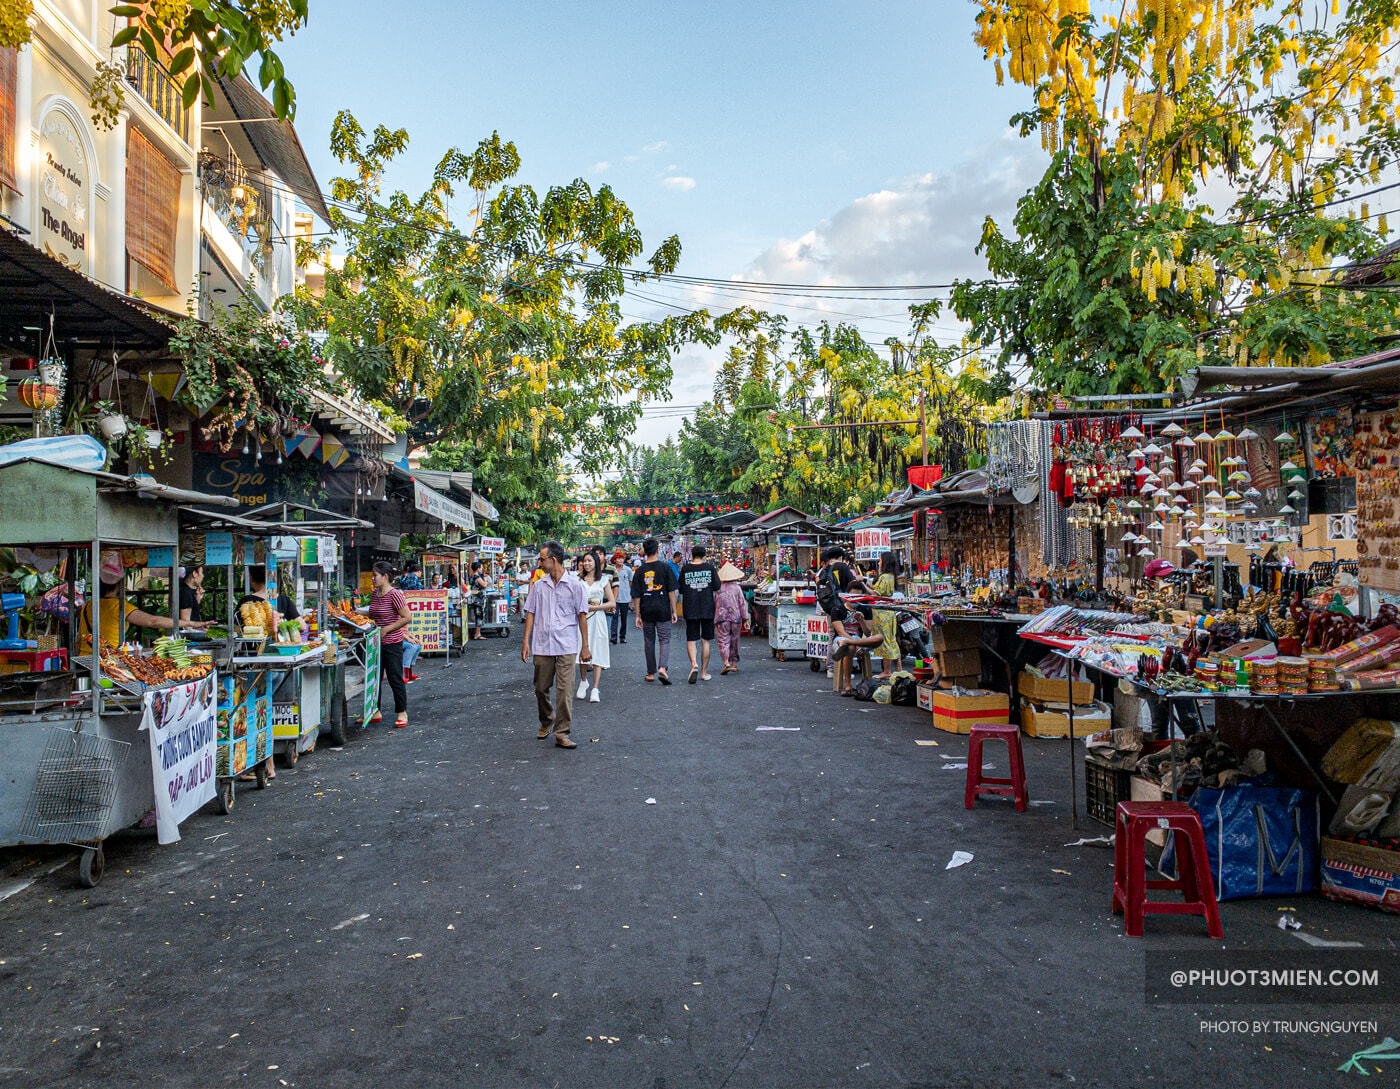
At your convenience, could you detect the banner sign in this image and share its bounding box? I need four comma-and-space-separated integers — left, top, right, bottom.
404, 589, 450, 653
204, 532, 233, 567
362, 627, 381, 719
471, 492, 500, 521
854, 528, 892, 561
479, 537, 506, 554
806, 614, 830, 661
776, 534, 819, 548
413, 479, 476, 531
143, 674, 218, 845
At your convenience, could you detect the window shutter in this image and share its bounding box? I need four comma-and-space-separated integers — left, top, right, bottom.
0, 48, 17, 194
126, 126, 181, 290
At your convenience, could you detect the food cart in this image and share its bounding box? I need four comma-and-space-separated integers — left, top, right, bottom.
0, 457, 238, 885
180, 504, 374, 790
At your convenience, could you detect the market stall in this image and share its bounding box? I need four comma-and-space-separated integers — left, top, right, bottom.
0, 456, 237, 885
179, 503, 373, 795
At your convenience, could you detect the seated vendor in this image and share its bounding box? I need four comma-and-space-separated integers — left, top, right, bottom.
80, 552, 210, 652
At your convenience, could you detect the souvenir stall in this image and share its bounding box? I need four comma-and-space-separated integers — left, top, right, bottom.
0, 454, 237, 886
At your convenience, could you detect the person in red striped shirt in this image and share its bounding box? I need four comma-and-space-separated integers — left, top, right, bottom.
367, 561, 412, 728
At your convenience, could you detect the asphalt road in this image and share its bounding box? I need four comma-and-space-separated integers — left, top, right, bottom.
0, 629, 1394, 1088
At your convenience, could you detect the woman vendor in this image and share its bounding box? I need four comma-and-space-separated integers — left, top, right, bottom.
79, 551, 211, 651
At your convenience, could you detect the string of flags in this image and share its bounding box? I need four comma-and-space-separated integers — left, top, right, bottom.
528, 502, 752, 516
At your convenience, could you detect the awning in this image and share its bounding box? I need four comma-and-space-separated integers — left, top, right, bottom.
216, 75, 332, 224
0, 228, 182, 351
412, 478, 475, 532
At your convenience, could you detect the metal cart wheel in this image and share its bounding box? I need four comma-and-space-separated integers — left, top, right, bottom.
217, 778, 235, 814
327, 694, 348, 747
77, 845, 104, 888
277, 741, 299, 769
254, 761, 270, 789
809, 658, 822, 672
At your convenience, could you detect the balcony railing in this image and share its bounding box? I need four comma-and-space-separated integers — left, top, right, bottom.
126, 47, 191, 144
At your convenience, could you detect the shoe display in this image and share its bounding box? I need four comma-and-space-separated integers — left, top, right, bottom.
576, 680, 590, 699
589, 689, 600, 702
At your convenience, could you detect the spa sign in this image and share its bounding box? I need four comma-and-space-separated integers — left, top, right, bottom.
37, 109, 91, 274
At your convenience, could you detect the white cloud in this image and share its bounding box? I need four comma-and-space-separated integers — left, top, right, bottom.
642, 140, 671, 155
746, 131, 1047, 288
593, 160, 610, 172
661, 175, 697, 192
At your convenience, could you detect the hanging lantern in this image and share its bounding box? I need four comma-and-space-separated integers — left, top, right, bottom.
17, 379, 60, 410
1160, 421, 1186, 436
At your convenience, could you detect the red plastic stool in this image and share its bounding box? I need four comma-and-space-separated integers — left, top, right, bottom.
1112, 801, 1223, 939
0, 649, 68, 672
963, 722, 1028, 812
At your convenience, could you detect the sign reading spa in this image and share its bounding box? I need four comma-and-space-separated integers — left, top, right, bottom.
37, 108, 92, 274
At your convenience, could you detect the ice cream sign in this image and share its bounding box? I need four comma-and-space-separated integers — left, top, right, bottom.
37, 109, 90, 273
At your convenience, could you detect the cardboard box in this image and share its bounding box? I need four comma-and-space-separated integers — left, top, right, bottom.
1019, 671, 1094, 706
1021, 699, 1112, 738
1131, 775, 1168, 845
932, 689, 1010, 734
938, 673, 980, 690
916, 682, 937, 712
930, 621, 982, 653
937, 648, 983, 679
1320, 837, 1400, 914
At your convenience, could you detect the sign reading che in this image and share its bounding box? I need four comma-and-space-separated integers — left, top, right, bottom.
37, 108, 92, 274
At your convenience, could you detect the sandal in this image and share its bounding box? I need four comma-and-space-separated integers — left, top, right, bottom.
840, 689, 856, 697
235, 772, 257, 783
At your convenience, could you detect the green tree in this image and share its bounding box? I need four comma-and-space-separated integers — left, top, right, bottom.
598, 439, 698, 540
292, 113, 717, 471
954, 0, 1400, 395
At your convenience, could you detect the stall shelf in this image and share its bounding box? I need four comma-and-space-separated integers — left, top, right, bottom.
0, 458, 238, 884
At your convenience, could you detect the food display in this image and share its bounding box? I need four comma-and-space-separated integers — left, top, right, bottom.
237, 597, 276, 638
100, 640, 213, 688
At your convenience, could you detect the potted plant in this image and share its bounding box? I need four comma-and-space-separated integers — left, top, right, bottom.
89, 400, 129, 441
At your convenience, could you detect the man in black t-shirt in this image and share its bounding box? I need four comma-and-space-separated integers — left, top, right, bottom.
679, 544, 720, 683
631, 537, 678, 684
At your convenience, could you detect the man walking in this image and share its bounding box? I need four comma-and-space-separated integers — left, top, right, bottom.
679, 544, 720, 683
521, 541, 592, 749
631, 537, 678, 684
610, 553, 632, 643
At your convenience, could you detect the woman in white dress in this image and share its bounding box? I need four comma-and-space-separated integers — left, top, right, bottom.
576, 549, 616, 702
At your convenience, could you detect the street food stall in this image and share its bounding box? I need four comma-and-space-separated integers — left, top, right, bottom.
740, 508, 836, 662
180, 503, 374, 790
0, 456, 238, 886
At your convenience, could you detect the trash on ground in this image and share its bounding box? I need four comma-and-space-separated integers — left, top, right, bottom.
946, 851, 974, 870
756, 726, 801, 731
1052, 868, 1072, 875
644, 798, 657, 805
914, 739, 939, 747
1063, 836, 1114, 847
1277, 915, 1302, 931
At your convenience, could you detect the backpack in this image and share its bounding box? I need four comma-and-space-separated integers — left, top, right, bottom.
816, 566, 839, 614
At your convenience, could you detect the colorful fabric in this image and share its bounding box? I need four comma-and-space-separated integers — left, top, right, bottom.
872, 573, 900, 661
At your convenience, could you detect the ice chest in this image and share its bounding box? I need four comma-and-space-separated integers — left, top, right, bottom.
932, 689, 1009, 734
1320, 837, 1400, 914
1018, 671, 1093, 706
1021, 699, 1111, 738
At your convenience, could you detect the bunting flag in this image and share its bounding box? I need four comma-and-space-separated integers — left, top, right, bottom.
148, 371, 185, 404
320, 434, 349, 468
292, 426, 322, 459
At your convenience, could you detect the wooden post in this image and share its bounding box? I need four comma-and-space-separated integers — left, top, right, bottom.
919, 391, 928, 467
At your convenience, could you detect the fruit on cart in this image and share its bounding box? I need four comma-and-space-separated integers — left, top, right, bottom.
238, 598, 276, 636
205, 625, 229, 639
153, 635, 194, 667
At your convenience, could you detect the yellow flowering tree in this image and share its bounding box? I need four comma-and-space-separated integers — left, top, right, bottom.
954, 0, 1400, 393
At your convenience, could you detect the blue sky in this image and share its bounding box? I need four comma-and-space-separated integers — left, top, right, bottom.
277, 1, 1050, 441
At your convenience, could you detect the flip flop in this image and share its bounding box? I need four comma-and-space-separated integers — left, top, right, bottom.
700, 673, 712, 681
688, 668, 698, 684
840, 689, 856, 697
644, 674, 656, 682
658, 672, 672, 686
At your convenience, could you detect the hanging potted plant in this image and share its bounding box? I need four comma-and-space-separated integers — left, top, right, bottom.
89, 399, 129, 441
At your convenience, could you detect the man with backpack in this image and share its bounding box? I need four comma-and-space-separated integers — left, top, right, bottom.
816, 546, 869, 695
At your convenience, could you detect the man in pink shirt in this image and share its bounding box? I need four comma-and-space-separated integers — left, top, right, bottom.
521, 541, 592, 748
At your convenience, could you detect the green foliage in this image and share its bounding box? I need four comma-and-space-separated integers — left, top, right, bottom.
598, 440, 697, 538
418, 440, 574, 549
170, 289, 334, 444
679, 308, 1001, 516
292, 112, 718, 476
101, 0, 307, 122
958, 0, 1400, 395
